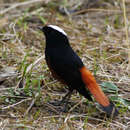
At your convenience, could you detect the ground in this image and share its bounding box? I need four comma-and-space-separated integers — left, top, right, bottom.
0, 0, 130, 130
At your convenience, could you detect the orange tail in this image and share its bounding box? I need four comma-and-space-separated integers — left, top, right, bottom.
80, 66, 110, 107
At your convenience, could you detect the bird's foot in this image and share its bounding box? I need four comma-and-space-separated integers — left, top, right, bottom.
48, 100, 69, 113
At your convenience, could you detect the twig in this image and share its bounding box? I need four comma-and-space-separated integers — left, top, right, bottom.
63, 114, 126, 129
26, 55, 45, 74
68, 98, 85, 112
72, 8, 122, 16
0, 0, 43, 15
0, 72, 17, 82
0, 87, 16, 91
44, 103, 60, 114
113, 120, 128, 129
1, 98, 32, 110
24, 93, 39, 116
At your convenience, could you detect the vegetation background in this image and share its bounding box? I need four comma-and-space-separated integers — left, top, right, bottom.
0, 0, 130, 129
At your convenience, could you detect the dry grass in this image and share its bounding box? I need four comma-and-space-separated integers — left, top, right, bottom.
0, 0, 130, 129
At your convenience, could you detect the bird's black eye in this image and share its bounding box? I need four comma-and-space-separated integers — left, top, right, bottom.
46, 28, 55, 35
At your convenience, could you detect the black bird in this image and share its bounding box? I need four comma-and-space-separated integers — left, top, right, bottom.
39, 25, 119, 117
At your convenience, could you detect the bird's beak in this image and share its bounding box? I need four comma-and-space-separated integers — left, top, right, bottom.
37, 26, 43, 31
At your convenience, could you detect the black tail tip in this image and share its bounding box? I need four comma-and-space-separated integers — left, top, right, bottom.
101, 102, 119, 118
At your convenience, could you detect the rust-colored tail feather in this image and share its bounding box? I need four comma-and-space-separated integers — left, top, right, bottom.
80, 66, 119, 117
80, 66, 110, 107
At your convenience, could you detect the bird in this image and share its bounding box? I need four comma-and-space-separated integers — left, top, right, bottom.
39, 25, 119, 117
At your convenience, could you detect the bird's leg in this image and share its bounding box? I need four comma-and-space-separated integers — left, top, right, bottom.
58, 88, 73, 105
60, 89, 73, 112
49, 88, 73, 112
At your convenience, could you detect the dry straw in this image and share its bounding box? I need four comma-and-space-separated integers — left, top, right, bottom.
122, 0, 130, 71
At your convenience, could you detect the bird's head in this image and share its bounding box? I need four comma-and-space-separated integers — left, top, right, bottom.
38, 25, 69, 47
